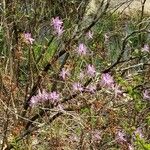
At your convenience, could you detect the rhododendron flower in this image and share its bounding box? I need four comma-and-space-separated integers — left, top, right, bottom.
72, 82, 83, 92
116, 131, 127, 142
86, 30, 93, 39
86, 64, 96, 77
134, 127, 144, 139
59, 68, 70, 80
91, 130, 101, 141
30, 95, 39, 106
141, 44, 150, 52
100, 73, 114, 88
143, 90, 150, 100
76, 43, 87, 56
51, 17, 63, 28
30, 90, 60, 107
30, 89, 48, 106
128, 144, 134, 150
24, 33, 35, 44
49, 91, 60, 102
39, 89, 49, 100
56, 26, 64, 36
51, 16, 64, 36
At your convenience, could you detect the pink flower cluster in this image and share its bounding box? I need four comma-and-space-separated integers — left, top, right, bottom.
116, 130, 134, 150
71, 64, 96, 93
101, 73, 122, 97
141, 44, 150, 53
134, 127, 144, 139
101, 73, 114, 87
143, 90, 150, 100
72, 82, 96, 93
76, 43, 87, 56
30, 90, 60, 107
51, 17, 64, 36
86, 64, 96, 77
72, 82, 83, 92
24, 33, 35, 44
116, 130, 127, 142
91, 129, 101, 141
59, 68, 70, 80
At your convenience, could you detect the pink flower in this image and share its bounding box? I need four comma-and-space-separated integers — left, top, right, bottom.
51, 17, 63, 28
76, 43, 87, 56
59, 68, 70, 80
56, 26, 64, 36
86, 64, 96, 77
141, 44, 150, 52
100, 73, 114, 88
86, 30, 93, 39
30, 95, 39, 106
41, 90, 49, 101
128, 144, 134, 150
72, 82, 83, 92
24, 33, 35, 44
116, 131, 127, 142
48, 91, 60, 102
30, 89, 48, 107
134, 128, 144, 139
143, 90, 150, 100
51, 17, 64, 36
30, 90, 60, 107
91, 130, 101, 141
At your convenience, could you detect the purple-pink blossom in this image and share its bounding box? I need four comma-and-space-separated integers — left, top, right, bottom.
143, 90, 150, 100
72, 82, 83, 92
91, 130, 101, 141
30, 95, 39, 106
86, 64, 96, 77
59, 68, 70, 80
24, 33, 35, 44
76, 43, 87, 56
134, 127, 144, 139
100, 73, 114, 88
30, 89, 48, 106
48, 91, 60, 102
128, 144, 134, 150
30, 90, 60, 107
141, 44, 150, 52
51, 17, 63, 28
40, 90, 49, 100
116, 131, 127, 142
55, 26, 64, 36
51, 17, 64, 36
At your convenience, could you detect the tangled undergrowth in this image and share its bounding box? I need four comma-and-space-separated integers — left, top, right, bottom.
0, 0, 150, 150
